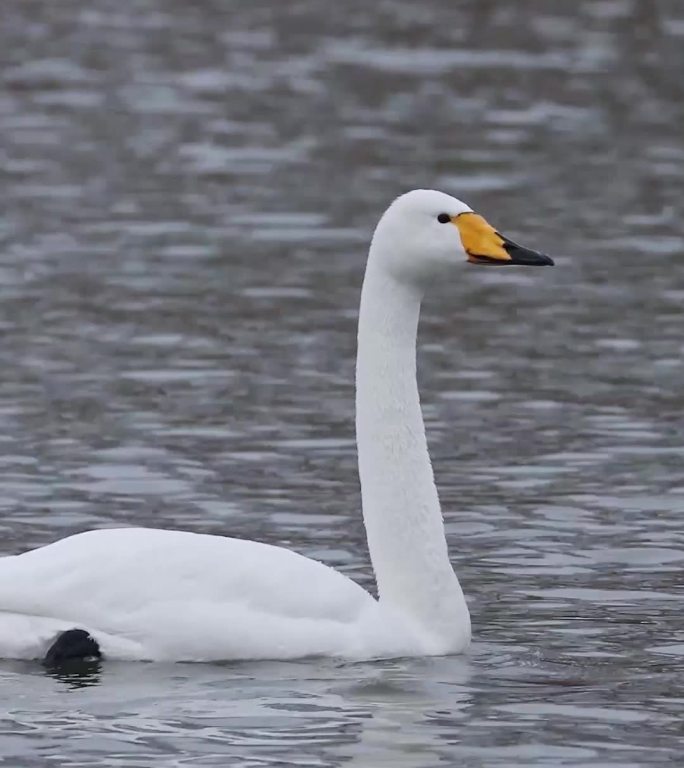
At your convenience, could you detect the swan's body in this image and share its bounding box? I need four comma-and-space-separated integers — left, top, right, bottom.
0, 190, 552, 662
0, 528, 414, 661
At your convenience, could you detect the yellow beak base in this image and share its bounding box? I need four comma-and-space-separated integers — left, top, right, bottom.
452, 213, 511, 264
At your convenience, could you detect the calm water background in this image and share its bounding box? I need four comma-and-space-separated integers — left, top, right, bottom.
1, 1, 683, 765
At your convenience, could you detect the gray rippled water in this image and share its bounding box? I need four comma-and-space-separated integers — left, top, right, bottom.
1, 1, 683, 766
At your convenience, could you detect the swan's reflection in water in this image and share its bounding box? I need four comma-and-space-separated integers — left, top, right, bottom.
3, 655, 475, 766
333, 658, 473, 767
2, 646, 678, 765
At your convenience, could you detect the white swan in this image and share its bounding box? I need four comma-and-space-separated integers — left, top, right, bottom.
0, 190, 553, 663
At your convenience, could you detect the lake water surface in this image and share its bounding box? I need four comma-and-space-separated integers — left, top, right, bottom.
1, 1, 683, 765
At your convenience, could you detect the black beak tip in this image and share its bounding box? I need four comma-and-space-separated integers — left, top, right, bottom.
502, 238, 554, 266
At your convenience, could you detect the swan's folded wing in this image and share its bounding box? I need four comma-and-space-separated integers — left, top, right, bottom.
0, 528, 376, 660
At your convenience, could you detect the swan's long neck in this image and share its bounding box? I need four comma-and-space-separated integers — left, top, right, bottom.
356, 257, 468, 642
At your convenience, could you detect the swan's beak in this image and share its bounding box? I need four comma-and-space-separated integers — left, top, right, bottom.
453, 213, 554, 266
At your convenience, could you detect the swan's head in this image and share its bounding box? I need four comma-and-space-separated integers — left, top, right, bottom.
370, 189, 553, 284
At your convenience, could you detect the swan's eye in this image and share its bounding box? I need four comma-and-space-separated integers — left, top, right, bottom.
437, 213, 451, 224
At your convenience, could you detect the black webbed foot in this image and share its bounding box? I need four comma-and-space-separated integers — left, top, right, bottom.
43, 629, 102, 667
